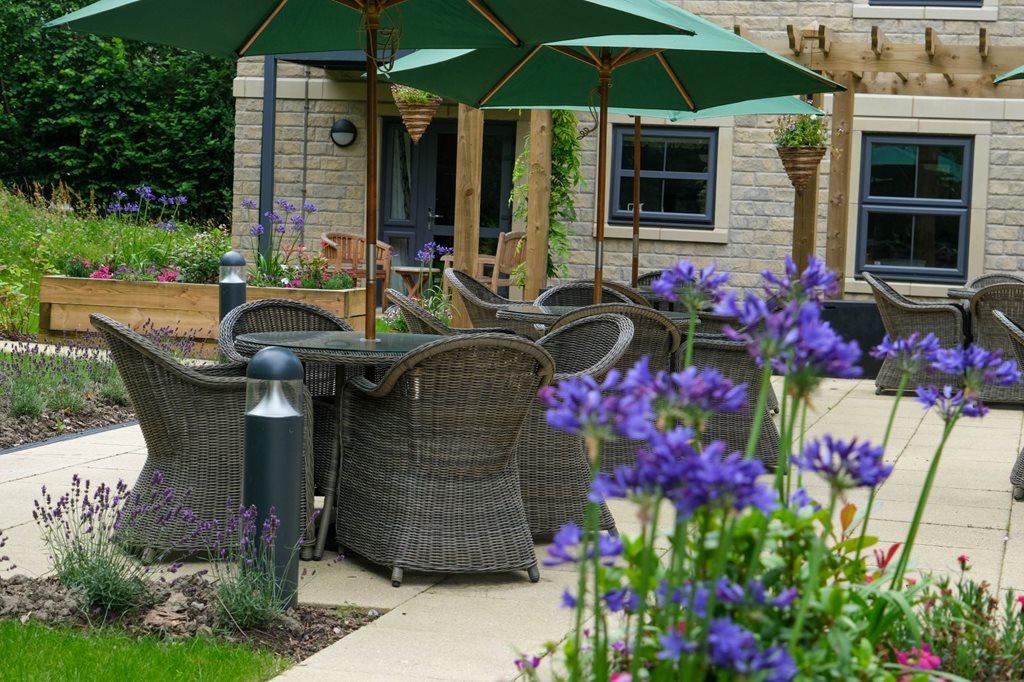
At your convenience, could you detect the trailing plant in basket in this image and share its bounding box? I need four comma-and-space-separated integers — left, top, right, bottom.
773, 114, 828, 149
516, 255, 1023, 680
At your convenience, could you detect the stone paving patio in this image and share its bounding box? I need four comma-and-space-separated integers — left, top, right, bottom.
2, 377, 1022, 680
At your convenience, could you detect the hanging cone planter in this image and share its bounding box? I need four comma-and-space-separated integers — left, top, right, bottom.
776, 146, 826, 192
391, 84, 442, 144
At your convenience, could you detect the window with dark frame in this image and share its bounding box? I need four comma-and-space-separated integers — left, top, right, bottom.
609, 125, 717, 229
868, 1, 983, 7
856, 134, 973, 284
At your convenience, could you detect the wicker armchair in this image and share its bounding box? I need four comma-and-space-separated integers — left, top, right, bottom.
551, 304, 682, 472
336, 334, 554, 586
445, 268, 541, 338
692, 332, 780, 469
384, 288, 517, 336
862, 272, 965, 393
993, 311, 1024, 499
637, 270, 662, 286
220, 299, 353, 499
91, 314, 315, 556
536, 281, 639, 306
970, 284, 1024, 403
518, 314, 634, 536
969, 274, 1024, 288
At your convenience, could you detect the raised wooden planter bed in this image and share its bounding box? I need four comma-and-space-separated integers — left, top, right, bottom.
38, 276, 366, 342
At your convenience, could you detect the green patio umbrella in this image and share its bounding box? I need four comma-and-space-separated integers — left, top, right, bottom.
386, 39, 840, 299
995, 65, 1024, 83
507, 97, 823, 284
47, 0, 693, 341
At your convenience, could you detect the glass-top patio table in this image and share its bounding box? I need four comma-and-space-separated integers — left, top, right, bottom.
497, 304, 692, 329
236, 330, 444, 560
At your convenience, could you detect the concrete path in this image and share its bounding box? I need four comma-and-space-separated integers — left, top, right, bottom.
2, 378, 1021, 680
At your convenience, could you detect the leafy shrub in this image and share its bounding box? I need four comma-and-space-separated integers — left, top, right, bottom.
323, 272, 355, 290
33, 474, 183, 615
773, 114, 829, 148
171, 229, 232, 284
0, 0, 234, 223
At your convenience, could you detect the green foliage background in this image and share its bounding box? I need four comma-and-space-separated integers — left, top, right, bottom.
0, 0, 236, 222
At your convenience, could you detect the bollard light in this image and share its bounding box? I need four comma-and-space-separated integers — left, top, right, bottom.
244, 346, 304, 610
219, 251, 247, 321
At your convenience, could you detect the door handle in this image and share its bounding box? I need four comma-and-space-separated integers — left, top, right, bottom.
426, 209, 442, 230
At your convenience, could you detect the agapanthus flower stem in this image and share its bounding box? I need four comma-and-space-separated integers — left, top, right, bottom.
629, 494, 662, 679
789, 489, 837, 648
854, 372, 909, 568
744, 363, 774, 460
773, 378, 795, 500
684, 307, 698, 368
889, 408, 959, 590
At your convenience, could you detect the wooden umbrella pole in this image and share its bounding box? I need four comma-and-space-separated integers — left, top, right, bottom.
593, 65, 611, 304
630, 115, 642, 287
363, 16, 379, 340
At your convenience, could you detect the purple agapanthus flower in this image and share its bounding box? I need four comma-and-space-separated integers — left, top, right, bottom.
762, 255, 838, 303
651, 260, 730, 311
603, 587, 639, 613
135, 185, 155, 201
106, 202, 123, 214
775, 302, 862, 393
290, 214, 305, 230
543, 523, 582, 566
871, 333, 941, 376
264, 210, 284, 225
793, 436, 891, 490
302, 200, 318, 213
931, 344, 1021, 392
657, 631, 697, 660
174, 195, 188, 206
123, 202, 141, 213
241, 198, 257, 210
789, 487, 820, 512
630, 362, 746, 429
249, 224, 265, 237
561, 588, 577, 609
916, 384, 988, 421
662, 440, 776, 518
706, 618, 795, 680
539, 370, 652, 443
155, 221, 177, 232
274, 224, 287, 235
715, 293, 798, 367
112, 190, 128, 200
276, 199, 297, 213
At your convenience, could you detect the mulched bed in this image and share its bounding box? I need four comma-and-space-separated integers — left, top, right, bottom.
0, 404, 135, 451
0, 573, 380, 662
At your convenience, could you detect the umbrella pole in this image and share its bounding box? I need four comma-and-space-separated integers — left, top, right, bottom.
593, 70, 611, 304
363, 17, 379, 341
630, 116, 642, 287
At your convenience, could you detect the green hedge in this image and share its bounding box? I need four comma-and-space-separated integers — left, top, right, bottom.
0, 0, 236, 223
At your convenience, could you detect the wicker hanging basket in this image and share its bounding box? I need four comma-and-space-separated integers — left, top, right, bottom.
391, 85, 442, 144
776, 146, 826, 192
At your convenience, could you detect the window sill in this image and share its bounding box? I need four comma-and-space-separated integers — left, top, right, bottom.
845, 278, 960, 299
852, 4, 997, 21
601, 224, 728, 244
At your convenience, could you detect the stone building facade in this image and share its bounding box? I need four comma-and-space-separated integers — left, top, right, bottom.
232, 0, 1024, 297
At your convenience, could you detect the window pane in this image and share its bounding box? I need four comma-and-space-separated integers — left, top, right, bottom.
864, 212, 960, 270
869, 143, 916, 198
622, 135, 666, 172
663, 179, 707, 215
479, 135, 504, 229
918, 145, 965, 200
665, 136, 710, 173
387, 127, 414, 221
434, 132, 457, 226
618, 176, 663, 212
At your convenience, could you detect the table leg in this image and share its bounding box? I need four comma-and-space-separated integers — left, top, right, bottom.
313, 366, 344, 560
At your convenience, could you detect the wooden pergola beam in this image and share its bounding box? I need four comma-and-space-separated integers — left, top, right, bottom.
852, 72, 1024, 98
870, 25, 888, 58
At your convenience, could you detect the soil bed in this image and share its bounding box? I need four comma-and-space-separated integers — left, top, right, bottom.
0, 404, 135, 451
0, 573, 379, 662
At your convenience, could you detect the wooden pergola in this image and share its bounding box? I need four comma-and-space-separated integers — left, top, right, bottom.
452, 24, 1024, 300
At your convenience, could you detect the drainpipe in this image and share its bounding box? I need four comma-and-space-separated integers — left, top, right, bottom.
258, 55, 278, 258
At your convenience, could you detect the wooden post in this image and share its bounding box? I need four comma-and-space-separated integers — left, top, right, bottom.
452, 104, 484, 324
826, 72, 856, 296
524, 109, 552, 300
791, 93, 824, 270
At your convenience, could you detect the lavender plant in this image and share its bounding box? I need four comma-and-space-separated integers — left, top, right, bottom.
523, 256, 1021, 680
32, 473, 185, 615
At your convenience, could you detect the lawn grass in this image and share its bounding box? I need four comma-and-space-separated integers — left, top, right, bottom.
0, 620, 289, 681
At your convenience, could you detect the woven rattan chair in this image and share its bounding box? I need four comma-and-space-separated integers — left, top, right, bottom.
91, 314, 315, 557
536, 281, 639, 306
444, 268, 541, 338
969, 274, 1024, 288
220, 299, 353, 500
637, 270, 662, 286
862, 272, 965, 393
971, 284, 1024, 403
517, 314, 634, 536
551, 304, 682, 472
384, 288, 517, 336
993, 311, 1024, 499
336, 334, 554, 586
691, 332, 780, 469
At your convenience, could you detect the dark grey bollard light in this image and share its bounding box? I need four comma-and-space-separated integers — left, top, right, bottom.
219, 251, 247, 321
244, 346, 303, 610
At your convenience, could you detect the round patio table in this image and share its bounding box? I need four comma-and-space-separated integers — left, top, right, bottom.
236, 330, 445, 559
497, 303, 693, 329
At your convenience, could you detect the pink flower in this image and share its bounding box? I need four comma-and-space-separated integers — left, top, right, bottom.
896, 644, 941, 671
957, 554, 970, 570
284, 277, 302, 289
513, 655, 540, 671
610, 674, 633, 682
1016, 594, 1024, 608
906, 578, 917, 586
156, 268, 179, 283
89, 265, 113, 280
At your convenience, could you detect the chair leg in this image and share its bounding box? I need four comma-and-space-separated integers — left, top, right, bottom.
1014, 486, 1024, 501
391, 567, 404, 588
527, 563, 540, 583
